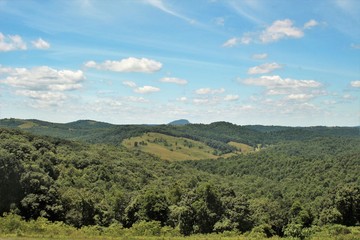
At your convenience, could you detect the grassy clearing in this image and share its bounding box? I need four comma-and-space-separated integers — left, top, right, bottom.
122, 133, 256, 161
18, 121, 38, 129
122, 132, 218, 161
228, 142, 254, 154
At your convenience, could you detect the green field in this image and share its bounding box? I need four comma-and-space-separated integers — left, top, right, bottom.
227, 141, 254, 154
122, 132, 255, 161
122, 132, 221, 160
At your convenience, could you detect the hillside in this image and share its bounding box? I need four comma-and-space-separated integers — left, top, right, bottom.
122, 132, 245, 160
168, 119, 190, 125
0, 123, 359, 238
1, 118, 358, 156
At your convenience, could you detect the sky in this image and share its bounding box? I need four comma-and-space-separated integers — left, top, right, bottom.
0, 0, 359, 126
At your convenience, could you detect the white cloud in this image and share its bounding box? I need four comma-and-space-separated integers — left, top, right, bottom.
134, 85, 160, 94
286, 93, 314, 101
224, 94, 239, 101
193, 98, 210, 104
145, 0, 196, 24
248, 62, 282, 75
0, 32, 27, 52
252, 53, 268, 60
243, 75, 322, 91
160, 77, 188, 85
123, 81, 137, 88
222, 35, 252, 47
85, 57, 162, 73
195, 87, 225, 95
125, 96, 149, 103
351, 43, 360, 49
0, 66, 84, 108
222, 37, 239, 47
32, 38, 50, 49
303, 19, 318, 29
0, 66, 84, 91
16, 90, 67, 102
223, 19, 317, 46
350, 80, 360, 88
214, 17, 225, 26
260, 19, 304, 43
177, 96, 187, 102
84, 60, 97, 68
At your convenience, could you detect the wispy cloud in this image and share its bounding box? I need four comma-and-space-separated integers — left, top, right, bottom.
252, 53, 268, 60
224, 94, 239, 101
195, 87, 225, 95
145, 0, 196, 24
214, 17, 225, 26
223, 19, 318, 46
248, 62, 282, 75
243, 75, 321, 90
0, 32, 27, 51
85, 57, 163, 73
32, 38, 50, 49
351, 43, 360, 49
350, 80, 360, 88
160, 77, 188, 85
134, 85, 160, 94
303, 19, 318, 29
228, 0, 263, 25
122, 80, 160, 94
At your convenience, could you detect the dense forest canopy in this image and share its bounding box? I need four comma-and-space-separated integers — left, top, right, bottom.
0, 119, 359, 238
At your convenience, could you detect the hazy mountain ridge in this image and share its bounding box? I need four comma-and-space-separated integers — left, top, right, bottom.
0, 118, 358, 148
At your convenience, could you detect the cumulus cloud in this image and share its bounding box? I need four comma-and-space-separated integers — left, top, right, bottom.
243, 75, 321, 90
286, 93, 314, 101
351, 80, 360, 88
16, 90, 67, 102
134, 85, 160, 94
223, 19, 317, 46
0, 66, 84, 108
224, 94, 239, 101
260, 19, 304, 43
0, 32, 27, 51
32, 38, 50, 49
252, 53, 268, 60
160, 77, 188, 85
303, 19, 318, 29
195, 87, 225, 95
85, 57, 162, 73
0, 66, 84, 91
248, 62, 282, 75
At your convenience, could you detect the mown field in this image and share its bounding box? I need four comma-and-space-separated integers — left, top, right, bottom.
122, 132, 253, 160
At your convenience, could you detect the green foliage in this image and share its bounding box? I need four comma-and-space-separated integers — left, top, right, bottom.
0, 121, 359, 238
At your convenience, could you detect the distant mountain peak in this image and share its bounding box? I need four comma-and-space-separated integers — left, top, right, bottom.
168, 119, 190, 125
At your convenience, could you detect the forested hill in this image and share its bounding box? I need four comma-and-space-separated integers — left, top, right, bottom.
0, 118, 358, 148
0, 126, 359, 238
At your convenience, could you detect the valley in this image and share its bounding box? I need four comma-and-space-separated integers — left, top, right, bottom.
0, 118, 359, 239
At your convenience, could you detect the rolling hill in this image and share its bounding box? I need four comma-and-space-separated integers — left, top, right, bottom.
0, 119, 359, 238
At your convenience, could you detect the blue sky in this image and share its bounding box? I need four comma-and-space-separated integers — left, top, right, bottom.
0, 0, 359, 126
